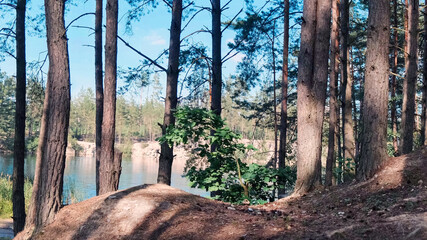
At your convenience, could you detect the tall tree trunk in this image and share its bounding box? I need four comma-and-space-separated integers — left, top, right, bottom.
400, 0, 419, 154
99, 0, 120, 194
357, 0, 390, 181
211, 0, 222, 116
25, 0, 70, 230
294, 0, 331, 195
343, 48, 355, 180
326, 0, 339, 187
422, 0, 427, 146
278, 0, 289, 196
95, 0, 103, 196
340, 0, 355, 180
157, 0, 182, 185
391, 0, 399, 153
272, 22, 278, 170
12, 0, 26, 235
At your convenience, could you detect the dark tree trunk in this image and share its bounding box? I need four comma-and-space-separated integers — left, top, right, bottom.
211, 0, 222, 116
12, 0, 26, 235
391, 0, 399, 153
294, 0, 331, 195
157, 0, 182, 185
99, 0, 120, 194
278, 0, 289, 196
343, 48, 355, 180
25, 0, 70, 231
326, 0, 339, 187
400, 0, 419, 154
357, 0, 390, 181
422, 0, 427, 146
95, 0, 103, 196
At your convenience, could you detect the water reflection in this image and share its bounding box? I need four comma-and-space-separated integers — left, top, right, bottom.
0, 154, 208, 202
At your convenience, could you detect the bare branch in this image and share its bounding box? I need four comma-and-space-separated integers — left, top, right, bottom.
73, 25, 95, 32
66, 12, 95, 31
117, 35, 167, 72
183, 1, 194, 10
221, 8, 243, 34
222, 50, 241, 64
180, 29, 208, 43
5, 50, 15, 59
162, 0, 172, 9
221, 0, 232, 11
0, 2, 16, 9
181, 8, 205, 32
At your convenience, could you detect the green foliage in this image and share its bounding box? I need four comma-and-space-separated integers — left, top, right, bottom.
158, 107, 295, 204
0, 174, 32, 219
0, 73, 15, 152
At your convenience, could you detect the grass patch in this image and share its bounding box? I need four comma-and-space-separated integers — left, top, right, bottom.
0, 174, 32, 219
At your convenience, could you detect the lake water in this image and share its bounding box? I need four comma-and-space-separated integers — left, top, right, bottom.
0, 154, 209, 202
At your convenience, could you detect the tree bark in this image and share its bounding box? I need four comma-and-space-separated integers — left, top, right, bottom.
278, 0, 289, 196
95, 0, 103, 196
326, 0, 339, 187
294, 0, 331, 195
340, 0, 355, 180
422, 0, 427, 146
99, 0, 119, 194
357, 0, 390, 181
211, 0, 222, 116
25, 0, 70, 230
157, 0, 182, 185
391, 0, 399, 153
343, 47, 355, 180
400, 0, 419, 154
12, 0, 26, 235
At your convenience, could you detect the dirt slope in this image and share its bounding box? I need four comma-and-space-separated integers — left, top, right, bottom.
16, 147, 427, 240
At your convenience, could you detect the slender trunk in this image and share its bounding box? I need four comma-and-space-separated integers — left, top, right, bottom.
272, 22, 278, 169
294, 0, 331, 195
340, 0, 353, 175
357, 0, 390, 181
400, 0, 419, 154
157, 0, 182, 185
99, 0, 120, 194
422, 0, 427, 145
211, 0, 222, 116
326, 0, 339, 187
25, 0, 70, 230
343, 47, 355, 180
278, 0, 289, 196
12, 0, 27, 235
95, 0, 103, 196
391, 0, 399, 154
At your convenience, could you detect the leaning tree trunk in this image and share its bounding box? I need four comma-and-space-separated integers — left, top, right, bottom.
157, 0, 182, 185
95, 0, 103, 196
278, 0, 289, 196
25, 0, 70, 231
99, 0, 121, 194
391, 0, 399, 153
357, 0, 390, 181
422, 0, 427, 145
294, 0, 331, 195
400, 0, 419, 154
325, 0, 339, 187
211, 0, 222, 116
12, 0, 26, 235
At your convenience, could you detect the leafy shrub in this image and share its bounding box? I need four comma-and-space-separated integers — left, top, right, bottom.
158, 107, 296, 204
0, 174, 32, 219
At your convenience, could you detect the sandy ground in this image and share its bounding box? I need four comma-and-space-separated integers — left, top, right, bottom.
14, 146, 427, 239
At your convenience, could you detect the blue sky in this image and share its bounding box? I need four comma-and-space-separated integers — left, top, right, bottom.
0, 0, 255, 101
